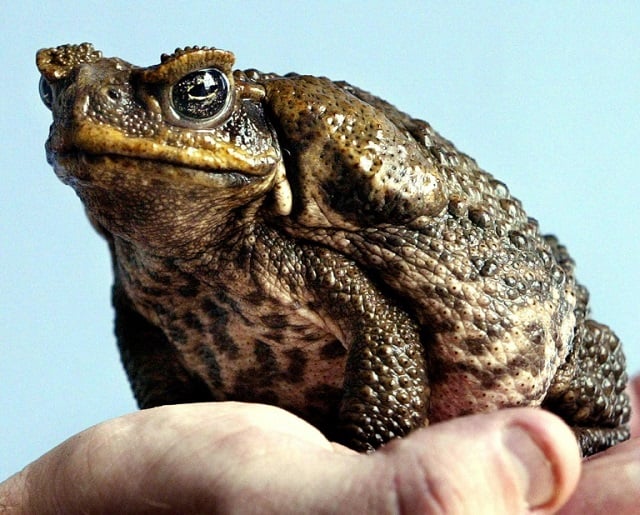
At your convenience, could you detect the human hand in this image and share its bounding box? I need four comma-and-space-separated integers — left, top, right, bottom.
1, 402, 580, 514
3, 374, 639, 514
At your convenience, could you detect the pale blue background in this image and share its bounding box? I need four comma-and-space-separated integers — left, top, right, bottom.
1, 1, 638, 479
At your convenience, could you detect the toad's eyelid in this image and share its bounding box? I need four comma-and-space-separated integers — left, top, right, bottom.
138, 47, 235, 86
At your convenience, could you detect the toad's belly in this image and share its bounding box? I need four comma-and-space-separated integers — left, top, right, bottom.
155, 290, 350, 430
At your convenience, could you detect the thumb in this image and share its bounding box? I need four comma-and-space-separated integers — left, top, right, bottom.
204, 406, 581, 514
340, 408, 581, 514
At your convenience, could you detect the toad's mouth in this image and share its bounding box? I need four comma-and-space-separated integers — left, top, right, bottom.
49, 150, 267, 192
45, 118, 281, 182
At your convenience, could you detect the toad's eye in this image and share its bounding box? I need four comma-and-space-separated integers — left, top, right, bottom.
170, 67, 229, 121
39, 77, 53, 109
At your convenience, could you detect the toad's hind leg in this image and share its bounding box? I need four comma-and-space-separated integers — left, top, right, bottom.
542, 236, 630, 456
542, 318, 630, 455
540, 236, 630, 455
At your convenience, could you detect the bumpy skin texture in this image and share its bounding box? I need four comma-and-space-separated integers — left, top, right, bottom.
37, 43, 630, 453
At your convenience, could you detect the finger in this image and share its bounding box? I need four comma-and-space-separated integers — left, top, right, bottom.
3, 404, 344, 513
214, 408, 580, 514
558, 437, 640, 514
356, 409, 581, 515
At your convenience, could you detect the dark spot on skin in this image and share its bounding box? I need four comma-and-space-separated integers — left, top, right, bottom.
182, 312, 203, 331
198, 345, 222, 388
254, 340, 278, 367
465, 336, 488, 356
320, 339, 347, 359
487, 325, 505, 338
525, 322, 545, 346
201, 297, 239, 356
298, 384, 344, 438
146, 269, 172, 285
265, 329, 287, 342
230, 342, 285, 400
260, 314, 290, 329
508, 355, 528, 370
506, 354, 544, 380
447, 362, 501, 390
284, 347, 307, 383
201, 297, 218, 314
243, 290, 267, 306
178, 278, 200, 297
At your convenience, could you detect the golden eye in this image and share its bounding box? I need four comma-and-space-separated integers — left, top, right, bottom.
170, 67, 229, 121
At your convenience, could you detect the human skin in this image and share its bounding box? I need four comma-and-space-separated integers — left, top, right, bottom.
0, 375, 637, 514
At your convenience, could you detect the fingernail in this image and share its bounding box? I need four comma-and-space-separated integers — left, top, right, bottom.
503, 425, 556, 508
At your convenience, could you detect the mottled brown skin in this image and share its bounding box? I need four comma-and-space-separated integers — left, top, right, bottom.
37, 43, 630, 453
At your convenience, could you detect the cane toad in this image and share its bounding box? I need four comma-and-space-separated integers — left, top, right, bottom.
36, 43, 630, 454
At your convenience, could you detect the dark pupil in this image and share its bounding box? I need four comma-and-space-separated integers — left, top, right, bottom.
171, 68, 228, 120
